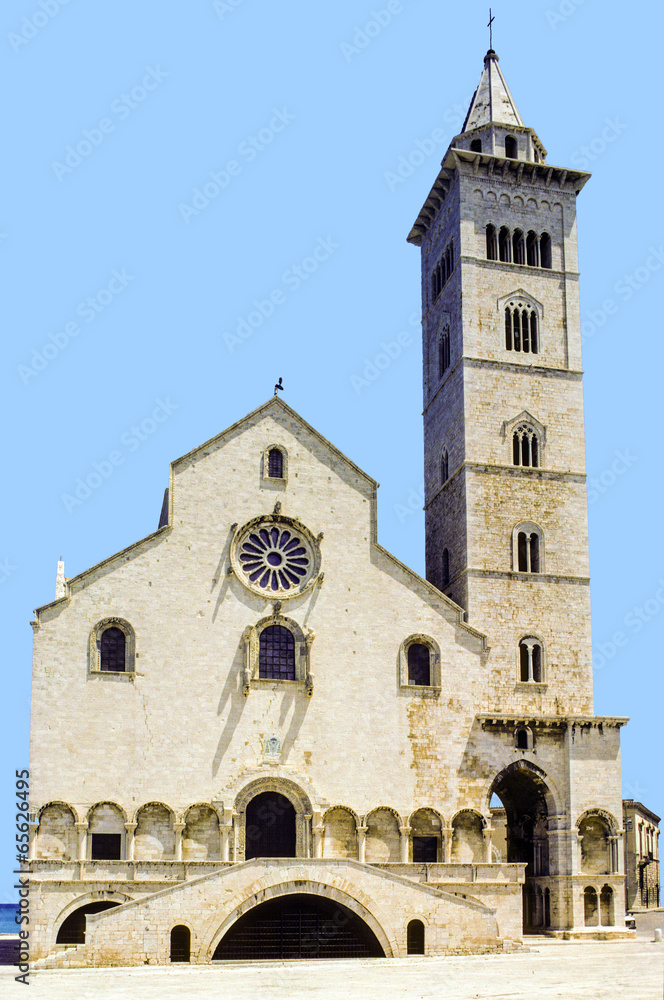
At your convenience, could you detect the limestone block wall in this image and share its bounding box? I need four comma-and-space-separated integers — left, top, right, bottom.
30, 403, 494, 829
75, 859, 501, 965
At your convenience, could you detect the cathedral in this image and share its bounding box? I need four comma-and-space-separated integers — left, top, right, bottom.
28, 49, 630, 966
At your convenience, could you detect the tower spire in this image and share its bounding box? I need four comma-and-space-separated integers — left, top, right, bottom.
462, 48, 524, 132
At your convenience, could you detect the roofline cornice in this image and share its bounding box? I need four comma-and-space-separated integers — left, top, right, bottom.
408, 150, 591, 246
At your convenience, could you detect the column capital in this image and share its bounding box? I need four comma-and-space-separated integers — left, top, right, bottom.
173, 823, 186, 833
356, 826, 368, 834
399, 826, 412, 835
124, 822, 137, 832
75, 821, 89, 831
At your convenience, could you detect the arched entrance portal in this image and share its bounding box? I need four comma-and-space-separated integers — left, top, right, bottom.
490, 763, 551, 932
245, 792, 296, 859
212, 893, 385, 960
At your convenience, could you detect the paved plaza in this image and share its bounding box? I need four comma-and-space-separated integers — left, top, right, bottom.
3, 938, 662, 1000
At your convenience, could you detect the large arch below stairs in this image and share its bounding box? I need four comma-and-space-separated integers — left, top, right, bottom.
203, 879, 395, 960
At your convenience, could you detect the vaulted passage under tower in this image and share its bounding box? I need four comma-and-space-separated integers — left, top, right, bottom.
212, 894, 385, 960
490, 764, 550, 931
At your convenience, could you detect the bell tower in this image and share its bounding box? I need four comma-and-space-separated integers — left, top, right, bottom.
409, 50, 594, 714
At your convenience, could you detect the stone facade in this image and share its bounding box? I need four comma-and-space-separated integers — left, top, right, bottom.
623, 800, 660, 911
28, 49, 631, 967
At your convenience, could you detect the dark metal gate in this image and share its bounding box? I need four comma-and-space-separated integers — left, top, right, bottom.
212, 894, 385, 960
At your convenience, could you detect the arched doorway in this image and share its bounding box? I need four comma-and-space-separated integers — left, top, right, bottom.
56, 901, 121, 945
170, 925, 191, 962
245, 792, 296, 859
212, 893, 385, 960
489, 762, 552, 932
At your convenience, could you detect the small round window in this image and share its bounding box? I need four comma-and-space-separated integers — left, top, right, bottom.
232, 517, 320, 598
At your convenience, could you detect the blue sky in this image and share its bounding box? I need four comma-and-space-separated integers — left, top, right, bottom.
1, 0, 662, 901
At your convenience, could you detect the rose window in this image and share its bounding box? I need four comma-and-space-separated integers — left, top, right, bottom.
234, 519, 319, 596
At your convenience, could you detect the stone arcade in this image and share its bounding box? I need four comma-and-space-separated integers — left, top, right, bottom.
28, 50, 630, 966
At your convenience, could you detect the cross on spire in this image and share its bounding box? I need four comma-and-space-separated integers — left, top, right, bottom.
488, 7, 495, 50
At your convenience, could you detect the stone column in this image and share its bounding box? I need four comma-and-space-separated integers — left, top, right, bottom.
304, 814, 313, 858
443, 827, 454, 863
173, 823, 185, 862
399, 826, 411, 863
313, 825, 325, 860
483, 827, 493, 863
573, 829, 583, 875
27, 820, 39, 862
124, 822, 136, 861
232, 813, 239, 862
357, 826, 368, 863
608, 835, 620, 874
220, 825, 232, 862
76, 821, 89, 862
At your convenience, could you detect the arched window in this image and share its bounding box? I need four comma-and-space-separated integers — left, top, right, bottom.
439, 325, 450, 377
499, 226, 511, 262
505, 135, 518, 159
470, 138, 482, 152
512, 229, 525, 265
100, 627, 126, 672
515, 726, 533, 750
513, 425, 539, 468
431, 264, 441, 303
407, 643, 431, 686
442, 548, 450, 588
91, 619, 135, 674
517, 529, 540, 573
170, 925, 191, 963
519, 638, 543, 683
584, 886, 599, 927
486, 224, 497, 261
268, 448, 284, 478
400, 636, 440, 690
540, 233, 552, 269
504, 302, 538, 354
259, 625, 295, 680
526, 230, 539, 267
407, 919, 425, 955
440, 448, 449, 485
88, 803, 125, 860
600, 886, 614, 926
445, 240, 454, 280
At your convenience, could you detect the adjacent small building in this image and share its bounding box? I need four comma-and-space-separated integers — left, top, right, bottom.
623, 801, 660, 911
